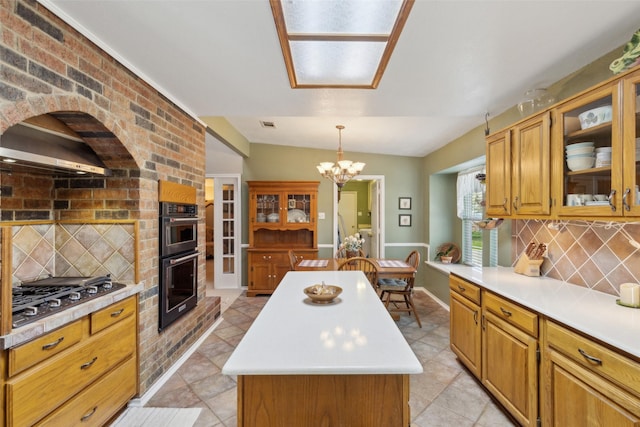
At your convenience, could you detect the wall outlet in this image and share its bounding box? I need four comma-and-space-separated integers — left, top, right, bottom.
318, 212, 325, 220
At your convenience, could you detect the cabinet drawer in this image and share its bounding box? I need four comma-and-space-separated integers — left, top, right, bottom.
449, 274, 481, 304
36, 356, 137, 427
91, 296, 136, 334
546, 320, 640, 397
250, 251, 287, 263
8, 319, 85, 377
7, 314, 136, 427
483, 291, 538, 337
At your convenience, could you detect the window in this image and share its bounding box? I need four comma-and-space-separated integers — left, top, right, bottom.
457, 166, 497, 267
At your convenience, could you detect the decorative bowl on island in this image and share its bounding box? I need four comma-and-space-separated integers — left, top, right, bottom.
304, 283, 342, 304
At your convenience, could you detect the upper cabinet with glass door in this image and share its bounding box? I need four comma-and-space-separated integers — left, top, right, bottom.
247, 181, 319, 247
554, 82, 624, 217
622, 69, 640, 216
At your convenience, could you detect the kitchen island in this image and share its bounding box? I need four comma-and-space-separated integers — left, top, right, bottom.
222, 270, 422, 426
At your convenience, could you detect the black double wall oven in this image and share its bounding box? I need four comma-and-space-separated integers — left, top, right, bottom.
159, 201, 199, 331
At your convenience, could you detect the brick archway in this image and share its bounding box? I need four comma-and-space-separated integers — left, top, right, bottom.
0, 94, 138, 171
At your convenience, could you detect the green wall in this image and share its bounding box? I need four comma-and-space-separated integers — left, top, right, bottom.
241, 143, 425, 285
236, 45, 627, 302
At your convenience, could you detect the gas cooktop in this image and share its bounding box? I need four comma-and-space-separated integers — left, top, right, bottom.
11, 275, 126, 328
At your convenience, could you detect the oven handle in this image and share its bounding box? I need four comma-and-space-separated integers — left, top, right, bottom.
167, 217, 199, 223
170, 251, 199, 264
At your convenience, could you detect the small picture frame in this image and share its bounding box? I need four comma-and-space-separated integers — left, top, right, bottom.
399, 214, 412, 227
288, 199, 296, 209
399, 197, 411, 210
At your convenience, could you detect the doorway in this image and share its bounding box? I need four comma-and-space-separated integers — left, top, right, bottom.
205, 175, 241, 289
333, 175, 385, 258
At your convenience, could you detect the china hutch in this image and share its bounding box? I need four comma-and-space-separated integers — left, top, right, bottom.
246, 181, 319, 296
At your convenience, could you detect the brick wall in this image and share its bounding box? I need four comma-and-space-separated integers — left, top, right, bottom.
0, 0, 216, 394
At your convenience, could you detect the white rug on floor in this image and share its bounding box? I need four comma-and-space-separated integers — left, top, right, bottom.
111, 407, 201, 427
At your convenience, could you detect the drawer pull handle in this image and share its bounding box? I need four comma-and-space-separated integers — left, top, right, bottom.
81, 406, 98, 422
578, 348, 602, 365
80, 357, 98, 370
473, 310, 478, 325
457, 285, 466, 292
111, 308, 125, 318
42, 337, 64, 350
500, 307, 512, 317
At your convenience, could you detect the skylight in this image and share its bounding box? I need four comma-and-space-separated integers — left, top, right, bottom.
269, 0, 414, 89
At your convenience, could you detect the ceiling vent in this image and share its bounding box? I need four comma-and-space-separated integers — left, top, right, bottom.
260, 121, 276, 129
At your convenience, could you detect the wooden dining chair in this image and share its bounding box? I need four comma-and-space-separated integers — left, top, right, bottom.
377, 250, 422, 328
337, 257, 378, 290
287, 249, 298, 271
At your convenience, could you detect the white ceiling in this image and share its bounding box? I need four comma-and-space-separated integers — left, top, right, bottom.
45, 0, 640, 157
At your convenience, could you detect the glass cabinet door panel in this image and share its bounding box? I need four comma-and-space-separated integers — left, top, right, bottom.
256, 193, 280, 222
557, 84, 622, 216
287, 193, 311, 223
623, 71, 640, 215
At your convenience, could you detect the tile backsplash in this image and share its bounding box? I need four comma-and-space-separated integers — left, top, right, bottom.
513, 219, 640, 296
12, 223, 135, 285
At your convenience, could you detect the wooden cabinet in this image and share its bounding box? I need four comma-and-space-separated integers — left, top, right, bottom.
485, 112, 551, 218
482, 292, 539, 427
542, 320, 640, 426
553, 82, 624, 217
449, 276, 539, 426
247, 181, 319, 296
449, 275, 482, 378
485, 130, 512, 216
512, 112, 551, 216
487, 65, 640, 219
247, 251, 290, 296
4, 296, 138, 426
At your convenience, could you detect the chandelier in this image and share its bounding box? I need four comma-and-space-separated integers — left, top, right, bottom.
316, 125, 365, 189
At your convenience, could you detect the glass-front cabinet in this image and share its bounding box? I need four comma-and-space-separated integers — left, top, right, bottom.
623, 69, 640, 216
554, 82, 624, 217
247, 181, 319, 296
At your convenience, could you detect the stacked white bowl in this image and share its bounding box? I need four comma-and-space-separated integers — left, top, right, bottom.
566, 142, 595, 171
595, 146, 612, 167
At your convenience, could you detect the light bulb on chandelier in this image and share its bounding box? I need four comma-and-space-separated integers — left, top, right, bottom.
316, 125, 365, 189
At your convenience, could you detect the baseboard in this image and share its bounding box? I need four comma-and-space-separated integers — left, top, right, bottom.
127, 315, 224, 407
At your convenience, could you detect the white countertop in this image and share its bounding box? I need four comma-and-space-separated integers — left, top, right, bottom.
427, 262, 640, 359
222, 271, 423, 376
0, 282, 144, 349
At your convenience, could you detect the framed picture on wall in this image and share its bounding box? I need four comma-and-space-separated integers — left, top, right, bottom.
399, 214, 412, 227
399, 197, 411, 210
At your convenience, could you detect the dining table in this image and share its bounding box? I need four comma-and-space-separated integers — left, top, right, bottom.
295, 257, 416, 280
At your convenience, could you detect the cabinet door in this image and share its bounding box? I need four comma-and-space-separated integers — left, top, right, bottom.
449, 291, 481, 378
512, 112, 551, 215
554, 83, 623, 217
254, 192, 282, 224
483, 311, 538, 427
623, 69, 640, 216
248, 258, 271, 292
545, 350, 640, 426
486, 129, 512, 216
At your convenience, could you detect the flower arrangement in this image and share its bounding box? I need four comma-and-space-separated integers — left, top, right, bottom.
340, 233, 365, 252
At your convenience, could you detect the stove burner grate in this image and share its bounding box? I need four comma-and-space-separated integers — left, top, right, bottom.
11, 275, 126, 328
